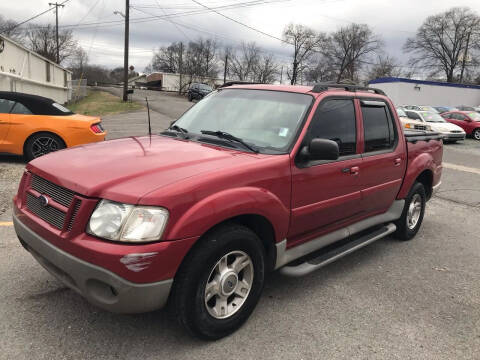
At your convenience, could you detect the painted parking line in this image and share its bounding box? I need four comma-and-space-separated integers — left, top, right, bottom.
443, 162, 480, 176
0, 221, 13, 226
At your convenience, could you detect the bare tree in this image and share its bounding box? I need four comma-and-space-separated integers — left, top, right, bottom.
25, 24, 78, 64
253, 54, 278, 83
283, 23, 325, 85
366, 55, 403, 81
229, 42, 260, 81
305, 53, 336, 84
322, 23, 382, 83
147, 41, 184, 73
68, 47, 89, 80
0, 15, 23, 42
404, 7, 480, 83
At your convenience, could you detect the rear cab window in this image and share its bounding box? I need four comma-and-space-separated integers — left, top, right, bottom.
360, 99, 397, 153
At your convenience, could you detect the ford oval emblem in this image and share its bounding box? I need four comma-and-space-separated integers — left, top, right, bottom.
39, 195, 49, 207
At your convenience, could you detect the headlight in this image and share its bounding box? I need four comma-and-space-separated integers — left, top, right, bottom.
87, 200, 169, 242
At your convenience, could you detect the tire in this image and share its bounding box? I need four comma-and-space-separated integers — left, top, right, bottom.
188, 93, 193, 102
170, 223, 265, 340
473, 128, 480, 141
393, 182, 426, 241
24, 132, 65, 162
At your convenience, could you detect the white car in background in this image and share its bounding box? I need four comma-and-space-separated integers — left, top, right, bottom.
405, 110, 466, 142
396, 108, 431, 131
404, 105, 440, 113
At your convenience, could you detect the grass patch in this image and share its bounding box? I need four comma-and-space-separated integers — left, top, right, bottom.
68, 90, 143, 116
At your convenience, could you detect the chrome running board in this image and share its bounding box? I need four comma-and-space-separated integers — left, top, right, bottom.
275, 200, 404, 270
279, 223, 396, 277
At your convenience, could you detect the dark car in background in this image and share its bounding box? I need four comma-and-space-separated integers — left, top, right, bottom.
187, 83, 213, 101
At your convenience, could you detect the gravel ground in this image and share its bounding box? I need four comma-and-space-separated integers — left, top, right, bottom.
0, 90, 479, 359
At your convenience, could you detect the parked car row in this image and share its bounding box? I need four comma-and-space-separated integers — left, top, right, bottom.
397, 104, 480, 142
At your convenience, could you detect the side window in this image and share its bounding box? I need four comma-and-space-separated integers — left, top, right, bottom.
452, 113, 466, 120
361, 101, 396, 153
10, 102, 32, 115
306, 99, 356, 156
442, 113, 451, 119
406, 111, 421, 120
0, 99, 15, 113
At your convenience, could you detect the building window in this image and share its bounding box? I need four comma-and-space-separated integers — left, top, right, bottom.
46, 63, 51, 82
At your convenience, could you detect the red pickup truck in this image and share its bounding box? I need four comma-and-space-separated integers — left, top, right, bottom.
13, 83, 443, 339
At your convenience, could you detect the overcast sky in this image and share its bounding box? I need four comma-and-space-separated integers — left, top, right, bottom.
3, 0, 480, 72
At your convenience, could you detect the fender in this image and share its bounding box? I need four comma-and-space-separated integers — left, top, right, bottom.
397, 152, 435, 199
165, 186, 290, 242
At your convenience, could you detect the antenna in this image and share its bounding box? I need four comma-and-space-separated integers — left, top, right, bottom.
145, 97, 152, 137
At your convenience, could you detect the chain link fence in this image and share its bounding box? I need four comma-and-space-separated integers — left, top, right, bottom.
68, 79, 88, 102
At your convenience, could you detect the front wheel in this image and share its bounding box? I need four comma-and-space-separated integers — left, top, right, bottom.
473, 128, 480, 141
170, 223, 265, 340
393, 182, 426, 241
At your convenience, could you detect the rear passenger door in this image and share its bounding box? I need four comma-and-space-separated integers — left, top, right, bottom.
358, 99, 406, 214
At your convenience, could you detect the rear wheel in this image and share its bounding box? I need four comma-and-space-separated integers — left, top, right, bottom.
24, 132, 65, 161
188, 93, 193, 102
170, 223, 265, 340
393, 182, 426, 241
473, 128, 480, 141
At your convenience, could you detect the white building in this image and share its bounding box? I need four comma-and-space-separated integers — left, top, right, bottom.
368, 77, 480, 107
0, 34, 72, 104
146, 72, 233, 92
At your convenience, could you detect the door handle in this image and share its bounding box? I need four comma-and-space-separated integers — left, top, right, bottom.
342, 166, 360, 175
394, 158, 402, 166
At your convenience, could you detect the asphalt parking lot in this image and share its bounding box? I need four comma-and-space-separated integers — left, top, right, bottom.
0, 89, 479, 359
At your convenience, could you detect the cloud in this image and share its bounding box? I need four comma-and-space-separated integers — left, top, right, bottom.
2, 0, 479, 71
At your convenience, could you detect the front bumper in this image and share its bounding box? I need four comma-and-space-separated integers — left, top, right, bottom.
14, 214, 173, 314
442, 133, 466, 140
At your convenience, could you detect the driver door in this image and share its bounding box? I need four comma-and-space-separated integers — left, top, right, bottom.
289, 98, 363, 242
0, 99, 14, 147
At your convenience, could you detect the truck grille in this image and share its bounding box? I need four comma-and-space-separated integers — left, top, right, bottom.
26, 193, 66, 229
414, 124, 427, 130
31, 174, 74, 208
26, 174, 82, 231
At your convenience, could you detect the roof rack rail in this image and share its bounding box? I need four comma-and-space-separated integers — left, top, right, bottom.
311, 83, 386, 96
219, 81, 262, 88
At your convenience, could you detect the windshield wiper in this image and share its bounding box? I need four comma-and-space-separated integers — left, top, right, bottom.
164, 124, 189, 138
200, 130, 258, 153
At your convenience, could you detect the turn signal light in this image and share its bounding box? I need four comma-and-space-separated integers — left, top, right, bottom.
91, 123, 105, 134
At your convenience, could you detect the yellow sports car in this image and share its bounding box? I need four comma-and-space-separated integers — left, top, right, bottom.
0, 91, 106, 161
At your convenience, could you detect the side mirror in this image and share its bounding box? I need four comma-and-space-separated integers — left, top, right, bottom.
300, 138, 339, 161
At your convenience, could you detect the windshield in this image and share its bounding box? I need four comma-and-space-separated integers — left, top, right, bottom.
419, 106, 438, 113
420, 111, 446, 123
468, 112, 480, 121
173, 89, 313, 152
198, 84, 212, 91
396, 108, 407, 117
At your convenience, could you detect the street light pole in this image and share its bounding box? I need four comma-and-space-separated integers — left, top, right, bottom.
122, 0, 130, 102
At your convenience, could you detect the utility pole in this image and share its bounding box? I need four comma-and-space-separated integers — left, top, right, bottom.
280, 65, 283, 84
178, 42, 183, 95
122, 0, 130, 102
223, 53, 228, 84
459, 28, 472, 84
49, 2, 65, 64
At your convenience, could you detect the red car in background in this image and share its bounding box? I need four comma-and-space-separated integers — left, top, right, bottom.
441, 111, 480, 140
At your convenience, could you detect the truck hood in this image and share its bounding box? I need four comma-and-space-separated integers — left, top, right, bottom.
27, 135, 259, 204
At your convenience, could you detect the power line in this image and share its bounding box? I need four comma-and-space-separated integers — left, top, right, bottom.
7, 0, 70, 31
25, 0, 291, 31
190, 0, 292, 45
